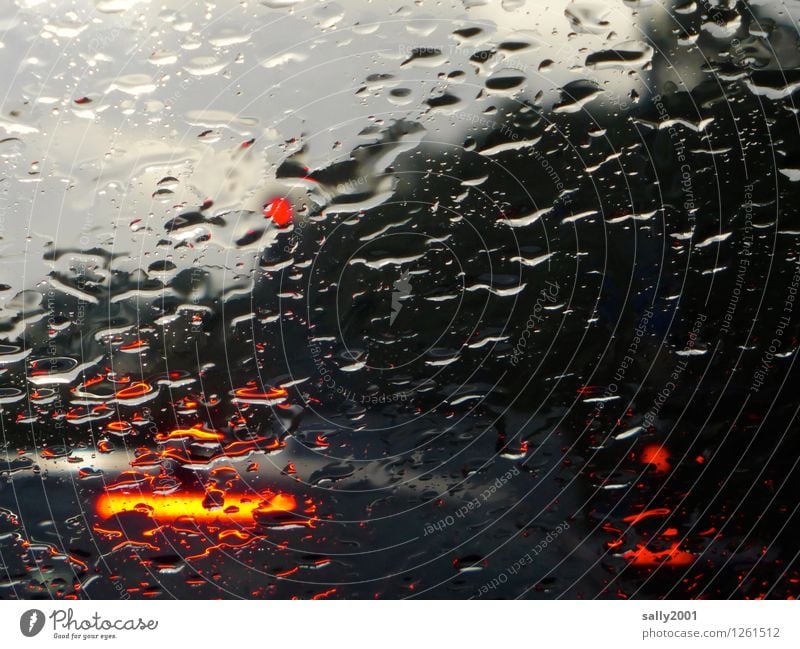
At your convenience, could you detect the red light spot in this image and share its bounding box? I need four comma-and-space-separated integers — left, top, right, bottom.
233, 384, 288, 401
622, 507, 671, 525
264, 197, 293, 227
107, 420, 131, 435
155, 426, 225, 443
641, 444, 670, 474
120, 339, 147, 351
623, 542, 693, 567
115, 381, 153, 399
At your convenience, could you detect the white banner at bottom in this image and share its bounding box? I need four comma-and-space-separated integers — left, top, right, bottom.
0, 600, 796, 648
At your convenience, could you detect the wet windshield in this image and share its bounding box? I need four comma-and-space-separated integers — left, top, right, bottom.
0, 0, 798, 600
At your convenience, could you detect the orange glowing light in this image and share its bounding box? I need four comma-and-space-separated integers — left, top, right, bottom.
72, 375, 102, 394
120, 339, 148, 351
155, 426, 225, 442
115, 381, 153, 399
641, 444, 671, 474
233, 385, 288, 401
622, 508, 671, 525
224, 437, 282, 456
107, 420, 131, 433
96, 491, 298, 523
218, 529, 250, 541
310, 588, 337, 600
142, 524, 198, 538
264, 197, 293, 227
112, 540, 160, 553
92, 525, 123, 539
623, 542, 694, 567
66, 404, 112, 420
